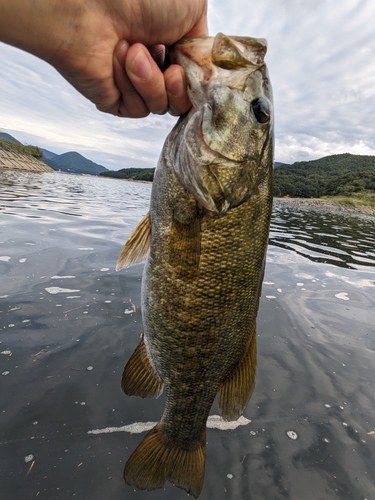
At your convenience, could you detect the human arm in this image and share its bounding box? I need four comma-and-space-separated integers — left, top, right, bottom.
0, 0, 208, 117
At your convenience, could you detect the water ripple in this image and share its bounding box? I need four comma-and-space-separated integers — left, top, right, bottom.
270, 202, 375, 270
1, 170, 374, 270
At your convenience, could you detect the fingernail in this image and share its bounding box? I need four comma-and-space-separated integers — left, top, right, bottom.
131, 48, 152, 80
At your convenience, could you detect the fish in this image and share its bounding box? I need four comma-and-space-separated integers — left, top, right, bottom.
116, 32, 274, 498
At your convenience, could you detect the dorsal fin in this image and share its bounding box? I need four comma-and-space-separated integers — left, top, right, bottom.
116, 212, 151, 270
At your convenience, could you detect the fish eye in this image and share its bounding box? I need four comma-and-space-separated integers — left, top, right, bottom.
251, 97, 270, 124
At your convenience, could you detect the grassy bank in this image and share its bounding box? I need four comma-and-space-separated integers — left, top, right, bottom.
0, 138, 43, 159
322, 192, 375, 209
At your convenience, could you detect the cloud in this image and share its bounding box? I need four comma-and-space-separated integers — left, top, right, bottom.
1, 0, 375, 167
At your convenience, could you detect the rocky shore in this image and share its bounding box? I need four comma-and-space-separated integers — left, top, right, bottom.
0, 147, 54, 172
274, 197, 375, 217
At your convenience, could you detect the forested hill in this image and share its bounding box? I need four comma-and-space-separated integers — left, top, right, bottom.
274, 153, 375, 198
100, 167, 154, 182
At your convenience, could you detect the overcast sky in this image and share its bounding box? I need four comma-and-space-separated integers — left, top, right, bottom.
1, 0, 375, 170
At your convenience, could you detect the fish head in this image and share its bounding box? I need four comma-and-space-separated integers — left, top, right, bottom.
169, 33, 274, 215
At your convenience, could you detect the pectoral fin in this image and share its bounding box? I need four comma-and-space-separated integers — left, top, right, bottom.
121, 338, 163, 398
116, 212, 151, 270
218, 322, 257, 421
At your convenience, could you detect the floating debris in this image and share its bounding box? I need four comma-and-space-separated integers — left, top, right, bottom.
296, 282, 304, 287
335, 292, 349, 301
0, 256, 11, 262
227, 474, 233, 479
2, 371, 10, 376
295, 273, 315, 280
24, 454, 34, 463
34, 349, 48, 357
19, 258, 26, 263
266, 295, 276, 299
286, 430, 298, 440
45, 287, 80, 295
88, 415, 251, 435
51, 275, 76, 279
0, 295, 10, 299
324, 404, 331, 408
1, 350, 11, 355
77, 247, 94, 251
87, 366, 94, 371
100, 268, 110, 272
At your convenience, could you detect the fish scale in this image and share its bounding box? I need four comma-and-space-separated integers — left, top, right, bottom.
116, 32, 274, 497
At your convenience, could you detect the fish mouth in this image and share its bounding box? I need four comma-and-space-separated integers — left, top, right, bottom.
171, 33, 267, 70
169, 33, 269, 112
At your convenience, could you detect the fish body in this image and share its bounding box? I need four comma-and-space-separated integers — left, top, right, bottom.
117, 33, 274, 497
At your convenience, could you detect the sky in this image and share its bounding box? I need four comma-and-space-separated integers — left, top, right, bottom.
1, 0, 375, 170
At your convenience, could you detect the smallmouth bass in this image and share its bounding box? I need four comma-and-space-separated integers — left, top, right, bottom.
117, 32, 274, 497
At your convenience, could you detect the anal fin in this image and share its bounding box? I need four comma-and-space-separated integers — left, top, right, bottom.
124, 423, 206, 498
218, 322, 257, 421
121, 338, 163, 398
116, 212, 151, 270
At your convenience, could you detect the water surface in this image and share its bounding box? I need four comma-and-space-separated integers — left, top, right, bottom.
1, 171, 374, 500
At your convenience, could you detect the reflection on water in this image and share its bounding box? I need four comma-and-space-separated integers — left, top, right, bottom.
271, 201, 375, 269
0, 170, 374, 500
0, 170, 151, 226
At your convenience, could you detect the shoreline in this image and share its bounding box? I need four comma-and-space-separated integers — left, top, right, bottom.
274, 197, 375, 217
0, 147, 54, 172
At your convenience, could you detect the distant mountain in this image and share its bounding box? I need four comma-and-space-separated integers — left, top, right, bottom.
0, 131, 108, 175
40, 148, 58, 160
274, 153, 375, 198
42, 151, 108, 175
0, 132, 22, 144
274, 161, 286, 168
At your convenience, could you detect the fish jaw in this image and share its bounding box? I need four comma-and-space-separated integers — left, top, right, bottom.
170, 33, 269, 109
168, 33, 274, 215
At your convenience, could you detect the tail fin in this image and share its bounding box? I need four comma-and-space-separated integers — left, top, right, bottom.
124, 423, 206, 498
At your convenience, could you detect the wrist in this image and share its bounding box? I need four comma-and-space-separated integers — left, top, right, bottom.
0, 0, 86, 63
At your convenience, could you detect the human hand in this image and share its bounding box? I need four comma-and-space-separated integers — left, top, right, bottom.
0, 0, 208, 117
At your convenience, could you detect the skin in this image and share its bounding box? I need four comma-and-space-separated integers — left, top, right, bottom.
0, 0, 208, 117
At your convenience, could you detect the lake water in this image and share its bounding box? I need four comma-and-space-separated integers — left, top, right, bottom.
1, 170, 375, 500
